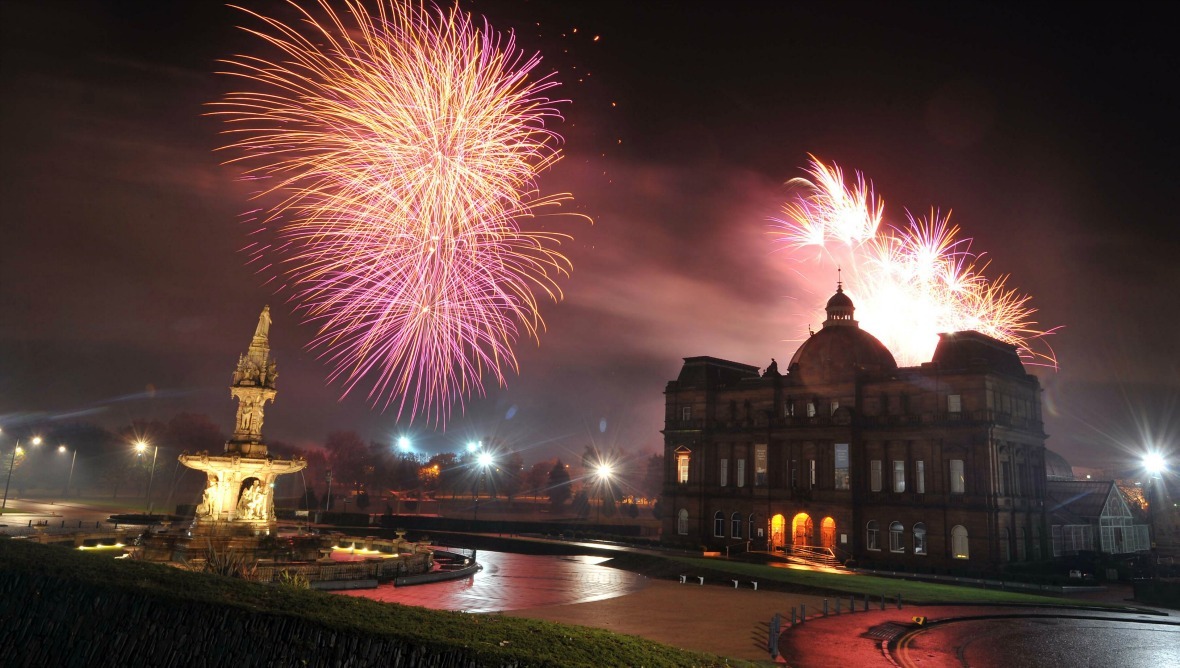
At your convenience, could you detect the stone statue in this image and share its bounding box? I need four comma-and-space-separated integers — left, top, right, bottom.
237, 480, 257, 517
254, 305, 272, 341
197, 476, 219, 518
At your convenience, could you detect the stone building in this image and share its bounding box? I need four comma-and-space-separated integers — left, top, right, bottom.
661, 285, 1049, 568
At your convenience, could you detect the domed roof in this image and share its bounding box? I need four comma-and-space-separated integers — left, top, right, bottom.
1044, 449, 1075, 481
787, 285, 897, 383
788, 325, 898, 383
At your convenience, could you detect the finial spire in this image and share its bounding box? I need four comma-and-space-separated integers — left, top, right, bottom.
837, 267, 843, 291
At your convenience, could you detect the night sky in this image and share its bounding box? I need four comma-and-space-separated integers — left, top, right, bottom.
2, 1, 1177, 470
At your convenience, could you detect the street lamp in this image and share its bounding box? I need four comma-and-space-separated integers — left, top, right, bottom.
1142, 451, 1169, 552
135, 440, 159, 516
595, 463, 614, 524
397, 437, 412, 452
2, 435, 40, 510
473, 451, 493, 523
58, 444, 77, 498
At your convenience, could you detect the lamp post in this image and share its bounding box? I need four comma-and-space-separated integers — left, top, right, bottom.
2, 435, 40, 510
595, 463, 614, 524
135, 440, 158, 516
473, 451, 493, 523
58, 445, 76, 498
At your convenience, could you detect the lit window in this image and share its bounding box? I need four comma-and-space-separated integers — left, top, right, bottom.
732, 512, 742, 538
950, 459, 965, 494
681, 406, 692, 421
948, 394, 962, 414
784, 399, 794, 417
866, 520, 880, 550
719, 458, 728, 487
714, 511, 724, 537
677, 509, 689, 535
871, 460, 882, 492
834, 444, 849, 490
754, 444, 767, 487
809, 459, 816, 487
913, 522, 927, 555
736, 459, 746, 488
830, 400, 839, 415
952, 525, 969, 559
806, 401, 817, 418
676, 449, 691, 484
915, 460, 925, 494
892, 460, 905, 493
889, 521, 904, 552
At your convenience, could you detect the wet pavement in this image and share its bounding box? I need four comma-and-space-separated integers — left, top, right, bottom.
338, 551, 649, 613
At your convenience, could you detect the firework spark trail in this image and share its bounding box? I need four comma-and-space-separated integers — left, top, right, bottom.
213, 0, 582, 424
773, 156, 1057, 367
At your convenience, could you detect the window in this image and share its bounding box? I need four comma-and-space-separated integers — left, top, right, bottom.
948, 394, 962, 414
1016, 527, 1027, 561
806, 401, 817, 417
681, 406, 692, 421
913, 522, 927, 555
834, 444, 850, 490
952, 525, 969, 559
732, 512, 742, 538
915, 460, 925, 494
714, 511, 724, 538
736, 459, 746, 488
676, 450, 691, 484
892, 460, 905, 493
871, 460, 882, 492
809, 459, 816, 487
889, 521, 905, 552
754, 444, 767, 486
719, 458, 728, 487
784, 399, 794, 417
830, 400, 840, 415
677, 509, 688, 535
866, 520, 880, 550
950, 459, 965, 494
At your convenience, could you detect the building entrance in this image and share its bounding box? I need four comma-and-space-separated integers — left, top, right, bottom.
792, 512, 813, 546
770, 514, 786, 552
821, 517, 836, 548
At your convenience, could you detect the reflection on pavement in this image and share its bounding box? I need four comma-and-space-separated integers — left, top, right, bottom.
337, 550, 647, 613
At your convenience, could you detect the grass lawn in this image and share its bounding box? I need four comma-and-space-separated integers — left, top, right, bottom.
0, 539, 749, 667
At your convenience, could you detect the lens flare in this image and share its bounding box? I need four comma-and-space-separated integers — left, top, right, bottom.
773, 156, 1057, 367
213, 1, 584, 424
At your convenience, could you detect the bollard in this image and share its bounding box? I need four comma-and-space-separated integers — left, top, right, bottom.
880, 595, 886, 611
28, 520, 32, 527
835, 597, 841, 614
752, 581, 758, 591
823, 598, 829, 616
680, 575, 687, 584
863, 593, 869, 611
791, 607, 797, 625
78, 520, 82, 528
769, 613, 781, 658
800, 604, 806, 624
61, 520, 65, 528
897, 593, 903, 609
733, 579, 739, 588
698, 576, 705, 585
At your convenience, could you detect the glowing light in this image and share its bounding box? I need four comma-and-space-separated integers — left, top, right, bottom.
397, 437, 411, 451
214, 0, 584, 424
477, 451, 494, 467
773, 156, 1057, 366
596, 463, 613, 479
1143, 452, 1167, 475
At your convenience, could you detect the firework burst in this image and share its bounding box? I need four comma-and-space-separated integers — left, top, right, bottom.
773, 156, 1056, 367
213, 1, 583, 423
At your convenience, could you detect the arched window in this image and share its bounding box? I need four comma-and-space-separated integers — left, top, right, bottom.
952, 525, 969, 559
714, 511, 725, 537
731, 512, 742, 538
913, 522, 927, 555
889, 521, 905, 552
866, 520, 880, 551
677, 509, 689, 535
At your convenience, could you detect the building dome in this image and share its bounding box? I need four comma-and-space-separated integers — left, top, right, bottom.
1044, 449, 1076, 481
787, 284, 897, 383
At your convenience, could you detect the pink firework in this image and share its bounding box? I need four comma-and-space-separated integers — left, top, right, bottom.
213, 1, 582, 424
774, 156, 1057, 367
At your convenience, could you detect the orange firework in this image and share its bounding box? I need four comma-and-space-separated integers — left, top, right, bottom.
774, 156, 1057, 367
213, 0, 583, 424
